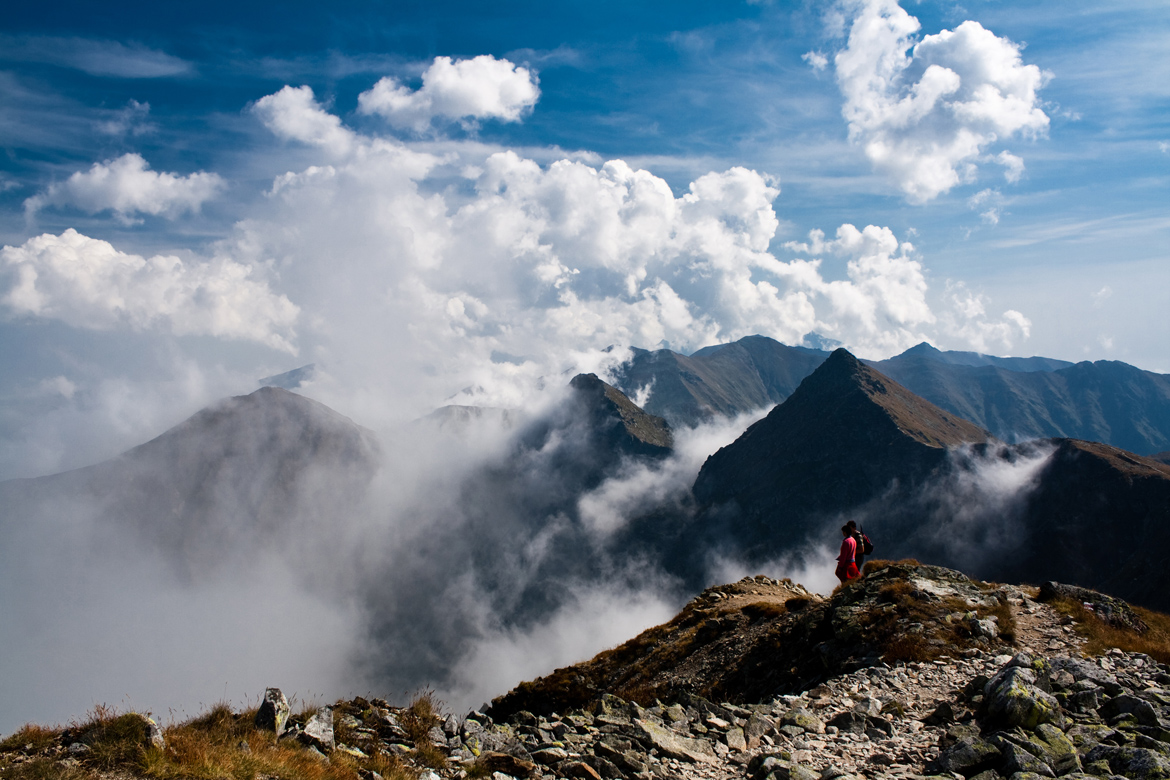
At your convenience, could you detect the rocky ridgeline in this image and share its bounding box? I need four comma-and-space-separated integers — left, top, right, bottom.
6, 564, 1170, 780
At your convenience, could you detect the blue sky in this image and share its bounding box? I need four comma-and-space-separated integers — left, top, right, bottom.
0, 0, 1167, 478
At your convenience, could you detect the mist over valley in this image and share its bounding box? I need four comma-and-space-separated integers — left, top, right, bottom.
3, 338, 1168, 735
0, 0, 1166, 762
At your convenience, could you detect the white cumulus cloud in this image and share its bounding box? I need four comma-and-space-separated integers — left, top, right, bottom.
833, 0, 1049, 202
784, 223, 934, 355
358, 55, 540, 131
1, 229, 299, 352
252, 85, 356, 156
24, 153, 223, 222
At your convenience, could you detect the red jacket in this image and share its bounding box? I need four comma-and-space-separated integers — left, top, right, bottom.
838, 535, 857, 564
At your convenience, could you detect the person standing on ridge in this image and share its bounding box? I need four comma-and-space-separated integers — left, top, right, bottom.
846, 520, 873, 572
835, 523, 860, 583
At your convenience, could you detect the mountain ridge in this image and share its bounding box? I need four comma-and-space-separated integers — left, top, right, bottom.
685, 349, 1170, 611
612, 335, 1170, 455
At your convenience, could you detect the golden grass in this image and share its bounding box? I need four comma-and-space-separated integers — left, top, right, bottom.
1049, 597, 1170, 664
742, 601, 788, 621
982, 592, 1018, 644
0, 725, 58, 754
401, 692, 447, 770
0, 757, 88, 780
848, 564, 1016, 663
0, 700, 419, 780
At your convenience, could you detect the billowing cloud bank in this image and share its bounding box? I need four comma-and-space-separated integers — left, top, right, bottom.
1, 229, 297, 352
217, 79, 1033, 413
833, 0, 1049, 202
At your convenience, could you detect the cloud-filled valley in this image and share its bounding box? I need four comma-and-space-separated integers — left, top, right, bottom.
0, 0, 1167, 741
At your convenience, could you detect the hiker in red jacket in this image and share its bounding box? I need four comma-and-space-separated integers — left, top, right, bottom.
835, 523, 860, 583
845, 519, 872, 571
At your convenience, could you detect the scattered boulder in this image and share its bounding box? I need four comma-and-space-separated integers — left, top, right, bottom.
301, 706, 335, 753
1038, 582, 1150, 633
477, 751, 536, 777
634, 718, 718, 764
984, 656, 1061, 729
255, 688, 290, 736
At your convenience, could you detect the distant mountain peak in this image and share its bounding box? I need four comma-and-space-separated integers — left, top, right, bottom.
801, 331, 844, 351
903, 341, 943, 355
690, 349, 992, 545
799, 348, 991, 449
569, 373, 673, 452
258, 364, 317, 390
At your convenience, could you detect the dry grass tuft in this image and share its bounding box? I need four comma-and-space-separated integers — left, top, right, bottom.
853, 573, 1012, 664
742, 601, 787, 621
401, 691, 446, 770
1, 699, 421, 780
72, 707, 163, 771
0, 725, 58, 755
983, 592, 1017, 644
464, 758, 494, 779
1050, 597, 1170, 663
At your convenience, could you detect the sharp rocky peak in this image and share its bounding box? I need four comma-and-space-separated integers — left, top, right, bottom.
569, 372, 674, 452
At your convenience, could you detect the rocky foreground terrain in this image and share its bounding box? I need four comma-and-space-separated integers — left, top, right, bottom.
4, 561, 1170, 780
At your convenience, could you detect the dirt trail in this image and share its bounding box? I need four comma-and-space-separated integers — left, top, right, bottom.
1009, 586, 1086, 657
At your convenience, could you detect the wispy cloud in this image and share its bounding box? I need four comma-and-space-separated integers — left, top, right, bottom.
987, 210, 1170, 249
0, 35, 192, 78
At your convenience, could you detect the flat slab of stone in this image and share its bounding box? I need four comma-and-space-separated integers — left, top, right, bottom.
634, 718, 717, 764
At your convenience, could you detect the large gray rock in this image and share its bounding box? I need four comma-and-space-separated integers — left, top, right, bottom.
532, 747, 569, 765
1099, 695, 1162, 727
477, 751, 537, 778
985, 659, 1061, 730
1083, 745, 1170, 780
826, 711, 867, 734
930, 736, 1003, 777
763, 762, 820, 780
255, 688, 290, 737
745, 712, 775, 749
999, 742, 1054, 778
780, 708, 826, 735
302, 706, 335, 753
634, 718, 717, 764
1031, 724, 1081, 775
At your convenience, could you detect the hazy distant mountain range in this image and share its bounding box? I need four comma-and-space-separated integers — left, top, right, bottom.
613, 336, 1170, 455
0, 386, 381, 575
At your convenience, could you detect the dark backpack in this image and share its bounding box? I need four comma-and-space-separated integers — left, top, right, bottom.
854, 531, 873, 564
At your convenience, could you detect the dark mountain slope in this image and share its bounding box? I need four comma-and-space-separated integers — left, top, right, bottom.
567, 372, 674, 456
889, 341, 1073, 372
612, 336, 828, 426
690, 348, 991, 559
687, 352, 1170, 609
1015, 439, 1170, 607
